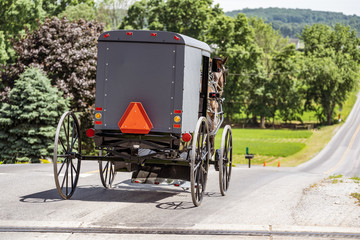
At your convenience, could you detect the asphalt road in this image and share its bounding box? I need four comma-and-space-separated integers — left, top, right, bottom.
1, 95, 360, 239
299, 93, 360, 177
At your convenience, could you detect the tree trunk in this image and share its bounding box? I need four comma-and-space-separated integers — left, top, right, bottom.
272, 116, 275, 129
327, 102, 335, 125
252, 115, 258, 125
260, 116, 266, 129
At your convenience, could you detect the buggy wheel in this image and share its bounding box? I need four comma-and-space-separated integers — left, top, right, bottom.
53, 111, 81, 199
190, 117, 210, 207
219, 125, 232, 196
99, 150, 117, 189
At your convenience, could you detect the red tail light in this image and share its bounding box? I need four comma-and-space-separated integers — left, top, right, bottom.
151, 33, 157, 36
103, 33, 110, 38
182, 133, 192, 142
86, 128, 95, 138
174, 35, 180, 40
127, 32, 133, 36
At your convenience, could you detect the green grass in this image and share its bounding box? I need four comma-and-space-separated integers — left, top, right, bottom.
214, 124, 341, 166
329, 174, 343, 179
328, 175, 342, 184
300, 110, 318, 123
215, 128, 312, 165
337, 91, 358, 121
350, 176, 360, 183
350, 193, 360, 205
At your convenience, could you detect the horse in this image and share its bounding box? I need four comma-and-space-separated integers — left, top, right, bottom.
207, 56, 228, 155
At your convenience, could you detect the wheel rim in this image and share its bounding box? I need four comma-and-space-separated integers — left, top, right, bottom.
190, 117, 210, 207
99, 151, 116, 189
219, 125, 232, 196
53, 112, 81, 199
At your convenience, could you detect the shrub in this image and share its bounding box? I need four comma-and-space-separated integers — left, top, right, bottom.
0, 67, 68, 163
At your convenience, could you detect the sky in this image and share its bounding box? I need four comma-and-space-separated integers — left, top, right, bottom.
212, 0, 360, 16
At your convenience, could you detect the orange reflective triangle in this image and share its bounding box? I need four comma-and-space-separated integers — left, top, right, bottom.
118, 102, 153, 134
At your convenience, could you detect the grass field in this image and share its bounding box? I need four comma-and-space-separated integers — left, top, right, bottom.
216, 87, 359, 167
214, 125, 339, 167
214, 128, 313, 166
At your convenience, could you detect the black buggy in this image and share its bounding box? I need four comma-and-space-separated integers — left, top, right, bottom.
52, 30, 233, 207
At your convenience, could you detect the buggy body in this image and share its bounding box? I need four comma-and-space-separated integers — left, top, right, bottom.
52, 30, 233, 207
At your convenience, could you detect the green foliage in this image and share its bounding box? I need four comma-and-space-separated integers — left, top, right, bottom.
0, 67, 68, 163
226, 17, 302, 127
0, 17, 103, 153
216, 14, 263, 123
300, 24, 359, 124
227, 8, 360, 38
120, 0, 218, 40
0, 31, 9, 65
0, 0, 46, 62
58, 3, 96, 21
95, 0, 132, 30
272, 46, 304, 123
1, 17, 103, 112
43, 0, 95, 17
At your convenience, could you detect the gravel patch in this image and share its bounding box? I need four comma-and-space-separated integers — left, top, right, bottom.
292, 176, 360, 227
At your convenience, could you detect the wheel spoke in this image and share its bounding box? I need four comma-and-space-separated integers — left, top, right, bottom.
196, 166, 201, 200
57, 159, 67, 176
194, 161, 201, 172
71, 160, 78, 175
65, 161, 69, 195
109, 164, 113, 185
67, 116, 70, 145
61, 160, 68, 189
70, 134, 78, 152
70, 160, 74, 189
104, 162, 109, 183
59, 137, 67, 153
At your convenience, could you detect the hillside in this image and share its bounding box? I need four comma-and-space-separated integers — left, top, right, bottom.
226, 8, 360, 38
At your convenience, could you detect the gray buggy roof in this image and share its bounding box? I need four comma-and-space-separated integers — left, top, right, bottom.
98, 30, 211, 53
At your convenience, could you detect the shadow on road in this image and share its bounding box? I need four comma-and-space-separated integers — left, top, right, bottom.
156, 201, 195, 210
19, 180, 191, 205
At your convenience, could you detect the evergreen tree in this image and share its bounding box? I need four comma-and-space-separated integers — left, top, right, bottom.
0, 67, 68, 163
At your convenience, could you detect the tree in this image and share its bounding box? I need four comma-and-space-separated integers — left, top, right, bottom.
0, 31, 9, 65
95, 0, 134, 30
243, 17, 292, 128
0, 67, 68, 163
43, 0, 95, 17
58, 3, 96, 21
301, 24, 359, 124
0, 17, 103, 153
118, 0, 148, 30
228, 8, 360, 38
218, 14, 263, 123
120, 0, 218, 40
1, 17, 103, 112
300, 54, 354, 124
272, 45, 303, 123
0, 0, 46, 62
